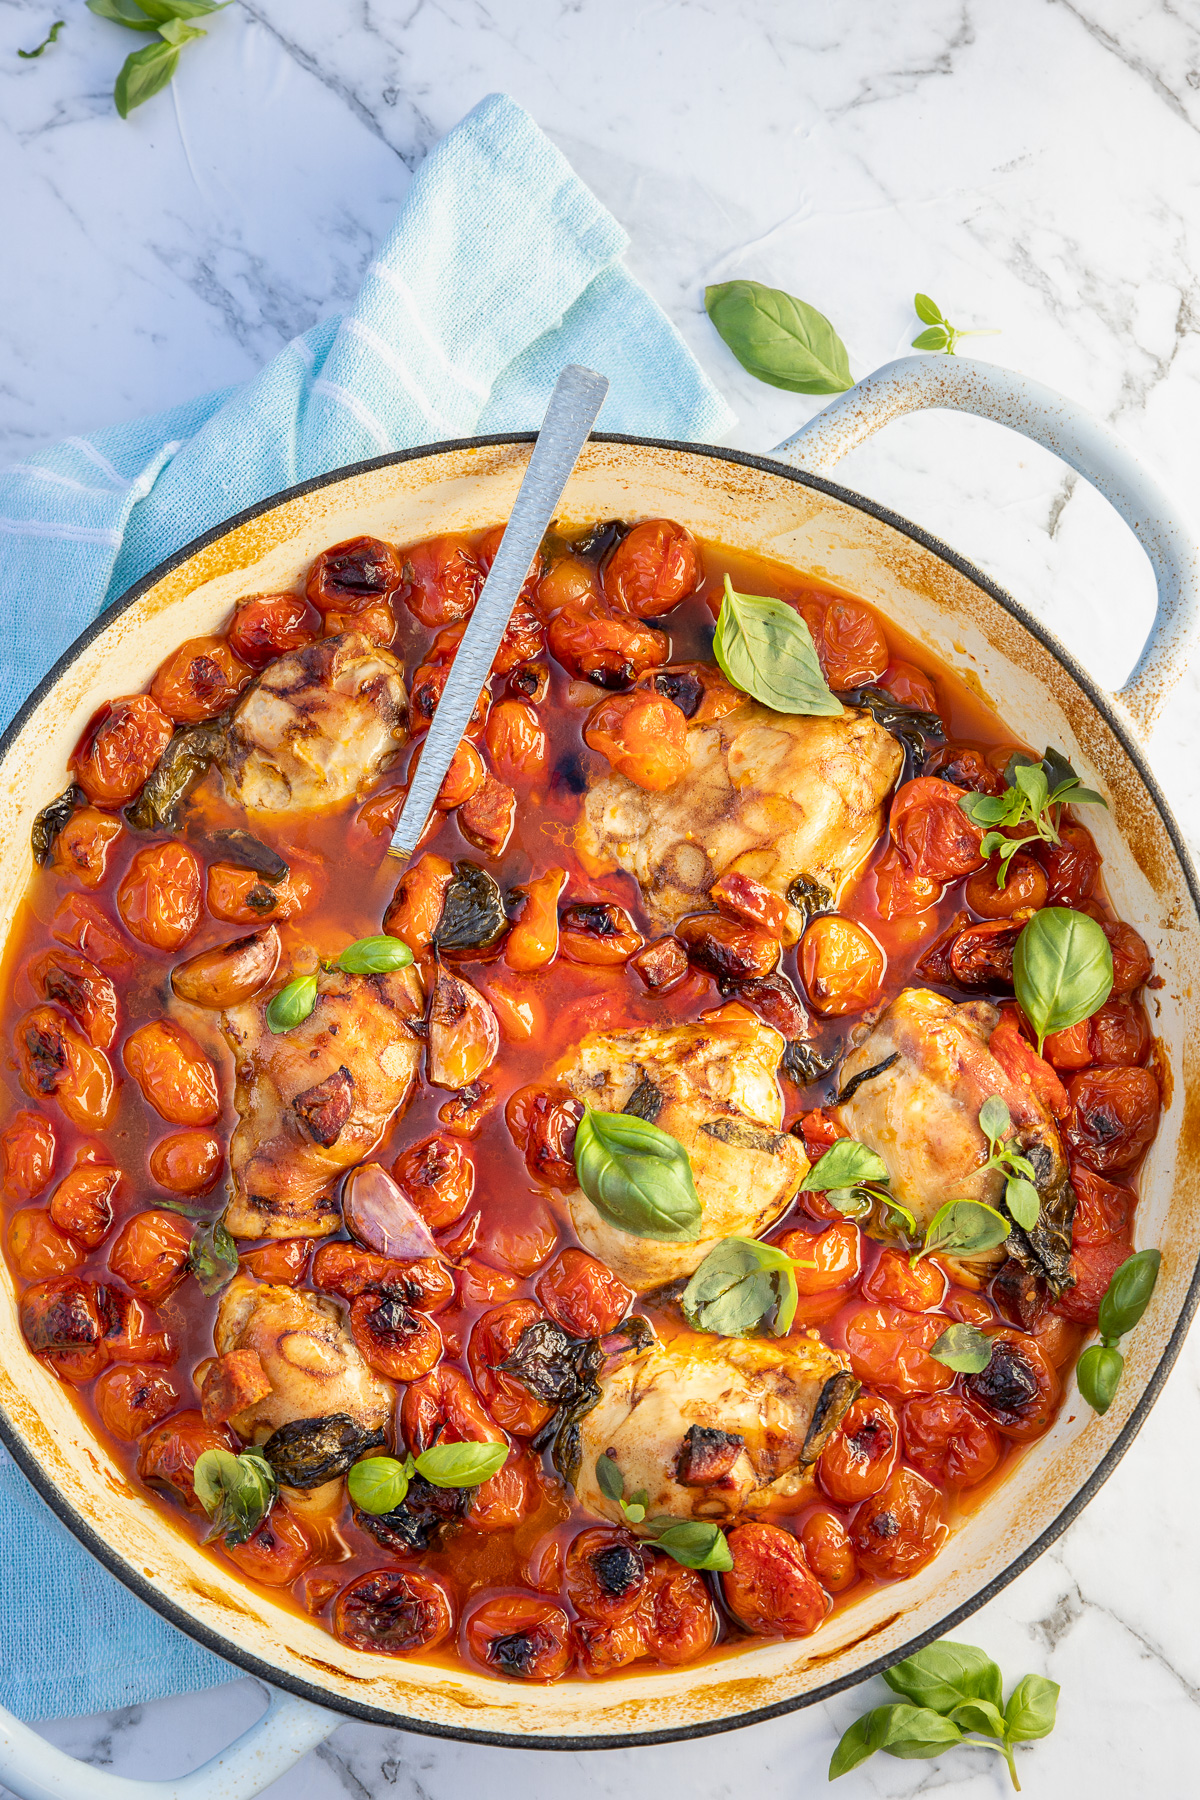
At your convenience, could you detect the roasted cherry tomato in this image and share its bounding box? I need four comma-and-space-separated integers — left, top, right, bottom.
470, 1447, 538, 1533
776, 1222, 861, 1296
205, 863, 312, 926
709, 871, 791, 936
802, 596, 888, 689
484, 699, 549, 784
334, 1569, 456, 1655
1051, 1238, 1133, 1327
504, 868, 566, 972
240, 1238, 310, 1285
150, 636, 251, 723
879, 660, 937, 712
70, 695, 174, 806
221, 1508, 313, 1586
1065, 1065, 1159, 1173
889, 776, 986, 881
817, 1394, 899, 1503
307, 536, 402, 615
849, 1466, 944, 1579
861, 1248, 948, 1312
391, 1132, 475, 1231
148, 1128, 223, 1196
565, 1527, 649, 1625
1101, 920, 1153, 995
51, 806, 124, 888
399, 535, 482, 628
136, 1410, 234, 1510
323, 602, 395, 646
677, 913, 779, 982
922, 743, 1004, 794
459, 773, 516, 857
464, 1594, 571, 1680
841, 1304, 957, 1400
583, 690, 690, 790
51, 893, 136, 974
349, 1292, 442, 1381
49, 1160, 118, 1247
26, 949, 118, 1049
1069, 1165, 1133, 1244
636, 1554, 717, 1665
123, 1019, 220, 1126
95, 1365, 179, 1441
1039, 823, 1100, 905
20, 1276, 107, 1381
117, 843, 203, 951
963, 1328, 1061, 1440
902, 1393, 1003, 1488
108, 1209, 193, 1301
383, 853, 454, 954
1041, 1017, 1092, 1071
15, 1005, 116, 1130
799, 915, 885, 1016
964, 853, 1048, 919
547, 600, 669, 685
435, 739, 486, 810
505, 1083, 581, 1189
558, 902, 644, 966
722, 1522, 829, 1638
8, 1208, 82, 1279
401, 1364, 504, 1453
572, 1616, 645, 1677
800, 1508, 858, 1593
1086, 998, 1150, 1067
601, 519, 700, 618
467, 1301, 556, 1438
535, 554, 597, 618
226, 592, 320, 667
475, 529, 545, 613
1, 1109, 56, 1201
475, 1201, 558, 1278
536, 1248, 633, 1337
987, 1009, 1069, 1118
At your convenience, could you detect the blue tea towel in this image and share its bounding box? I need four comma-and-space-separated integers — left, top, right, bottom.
0, 92, 734, 1723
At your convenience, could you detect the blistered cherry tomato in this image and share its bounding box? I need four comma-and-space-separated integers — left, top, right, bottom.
1065, 1066, 1159, 1173
476, 1201, 558, 1278
459, 773, 516, 857
723, 1523, 828, 1637
849, 1466, 944, 1579
1087, 998, 1150, 1066
349, 1292, 442, 1381
800, 1508, 858, 1593
987, 1009, 1069, 1117
818, 1394, 899, 1503
237, 1239, 308, 1287
1102, 920, 1153, 995
117, 843, 203, 951
1042, 1018, 1092, 1071
889, 776, 985, 880
1, 1109, 55, 1201
902, 1393, 1002, 1488
434, 739, 485, 810
468, 1301, 555, 1438
148, 1128, 223, 1196
547, 600, 669, 685
880, 660, 937, 712
15, 1006, 116, 1130
51, 806, 123, 888
965, 853, 1048, 919
573, 1617, 645, 1677
70, 695, 174, 806
862, 1248, 948, 1312
799, 915, 885, 1016
535, 554, 596, 617
390, 1132, 475, 1232
323, 602, 395, 646
8, 1208, 82, 1279
334, 1569, 456, 1655
504, 868, 566, 972
505, 1083, 582, 1190
123, 1020, 219, 1126
485, 699, 549, 784
1051, 1239, 1132, 1327
402, 1364, 503, 1453
103, 1289, 175, 1367
963, 1328, 1060, 1439
471, 1447, 538, 1533
566, 1527, 648, 1625
399, 535, 482, 628
465, 1594, 571, 1680
1039, 823, 1100, 905
221, 1508, 313, 1585
226, 592, 320, 667
136, 1410, 234, 1510
1070, 1165, 1133, 1244
26, 949, 118, 1049
205, 863, 312, 926
409, 658, 490, 733
584, 690, 689, 791
108, 1209, 193, 1301
922, 743, 1003, 794
601, 519, 700, 618
20, 1275, 105, 1367
51, 893, 136, 974
536, 1248, 633, 1337
842, 1303, 957, 1400
475, 530, 544, 611
634, 1555, 716, 1665
776, 1222, 861, 1296
558, 902, 644, 966
677, 913, 779, 982
49, 1161, 117, 1247
802, 596, 888, 689
95, 1365, 179, 1441
307, 536, 402, 615
383, 853, 454, 954
151, 636, 250, 723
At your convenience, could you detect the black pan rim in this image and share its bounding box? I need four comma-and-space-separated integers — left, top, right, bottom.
1, 427, 1197, 1752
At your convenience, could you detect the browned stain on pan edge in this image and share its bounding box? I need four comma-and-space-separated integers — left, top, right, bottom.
803, 1613, 906, 1668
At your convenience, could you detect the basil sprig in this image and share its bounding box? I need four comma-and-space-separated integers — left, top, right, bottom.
348, 1441, 509, 1515
188, 1218, 238, 1296
88, 0, 231, 118
704, 280, 852, 394
1077, 1246, 1161, 1415
266, 973, 318, 1035
593, 1457, 732, 1572
193, 1448, 276, 1546
573, 1110, 701, 1242
930, 1323, 994, 1374
912, 1200, 1010, 1267
959, 746, 1107, 887
713, 577, 842, 716
831, 1638, 1058, 1788
911, 294, 1001, 357
801, 1139, 917, 1238
681, 1235, 814, 1339
1012, 907, 1114, 1052
335, 935, 414, 974
977, 1097, 1041, 1232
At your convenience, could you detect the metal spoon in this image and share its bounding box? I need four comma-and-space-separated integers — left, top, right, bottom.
387, 364, 610, 861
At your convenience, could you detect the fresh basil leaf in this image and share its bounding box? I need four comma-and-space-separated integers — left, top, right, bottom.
824, 1187, 872, 1220
1013, 761, 1050, 816
1076, 1343, 1124, 1414
959, 791, 1015, 826
574, 1110, 702, 1242
1003, 1673, 1059, 1742
1005, 1176, 1041, 1232
416, 1440, 508, 1488
713, 576, 842, 716
930, 1323, 994, 1374
802, 1138, 888, 1192
681, 1235, 806, 1338
156, 17, 205, 45
949, 1697, 1007, 1739
188, 1219, 238, 1296
1040, 745, 1077, 788
266, 973, 318, 1034
913, 293, 944, 326
645, 1520, 733, 1572
114, 39, 180, 115
87, 0, 158, 28
920, 1199, 1010, 1261
136, 0, 231, 18
883, 1640, 1004, 1714
18, 19, 66, 55
704, 280, 853, 394
829, 1704, 905, 1777
831, 1702, 964, 1776
347, 1455, 410, 1514
1013, 907, 1114, 1049
1097, 1247, 1161, 1340
193, 1447, 276, 1546
883, 1197, 919, 1237
978, 1095, 1011, 1144
595, 1453, 625, 1503
911, 325, 950, 351
337, 934, 414, 974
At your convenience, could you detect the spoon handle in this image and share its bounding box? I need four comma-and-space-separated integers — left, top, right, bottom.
387, 364, 610, 861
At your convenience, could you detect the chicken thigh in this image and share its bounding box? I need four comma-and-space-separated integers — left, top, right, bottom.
579, 700, 902, 940
560, 1004, 808, 1291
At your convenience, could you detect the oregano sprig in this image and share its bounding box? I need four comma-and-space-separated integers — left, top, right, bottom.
594, 1456, 733, 1571
911, 293, 1001, 357
959, 746, 1107, 887
977, 1096, 1041, 1232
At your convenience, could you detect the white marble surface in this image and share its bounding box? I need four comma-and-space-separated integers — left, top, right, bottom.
4, 0, 1200, 1793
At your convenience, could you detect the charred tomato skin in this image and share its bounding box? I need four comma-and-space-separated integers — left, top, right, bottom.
463, 1594, 572, 1681
333, 1568, 456, 1655
963, 1329, 1061, 1441
722, 1522, 829, 1639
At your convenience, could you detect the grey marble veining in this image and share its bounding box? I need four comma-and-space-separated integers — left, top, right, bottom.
4, 0, 1200, 1793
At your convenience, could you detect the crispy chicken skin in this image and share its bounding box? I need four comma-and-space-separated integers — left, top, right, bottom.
576, 1333, 855, 1526
579, 700, 903, 940
221, 963, 424, 1240
834, 987, 1066, 1232
221, 631, 408, 812
560, 1005, 808, 1291
214, 1275, 393, 1444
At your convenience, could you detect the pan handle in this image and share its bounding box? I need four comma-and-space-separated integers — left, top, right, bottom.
770, 355, 1200, 737
0, 1684, 338, 1800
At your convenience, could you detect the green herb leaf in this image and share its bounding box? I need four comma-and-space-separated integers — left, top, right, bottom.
113, 39, 180, 115
917, 1199, 1010, 1263
1005, 1177, 1041, 1231
883, 1197, 919, 1237
913, 294, 945, 326
883, 1640, 1004, 1715
911, 325, 950, 351
978, 1096, 1011, 1143
801, 1138, 889, 1192
156, 17, 205, 46
574, 1110, 702, 1242
644, 1519, 733, 1572
337, 934, 415, 974
87, 0, 159, 30
960, 745, 1107, 887
681, 1235, 811, 1339
187, 1219, 238, 1296
713, 576, 842, 716
1097, 1246, 1161, 1340
950, 1697, 1008, 1739
18, 19, 65, 55
595, 1453, 624, 1503
136, 0, 231, 18
193, 1447, 276, 1546
621, 1487, 648, 1525
909, 294, 1001, 357
1076, 1343, 1124, 1414
1013, 907, 1114, 1051
416, 1440, 508, 1488
266, 973, 318, 1035
930, 1323, 994, 1374
823, 1187, 873, 1219
704, 280, 853, 395
347, 1455, 411, 1514
1003, 1673, 1060, 1742
830, 1703, 964, 1778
